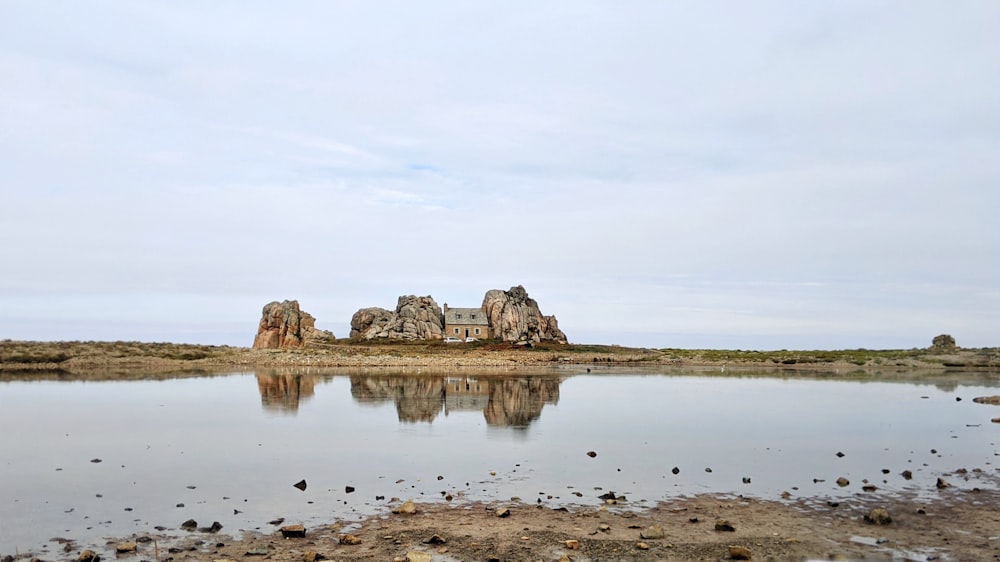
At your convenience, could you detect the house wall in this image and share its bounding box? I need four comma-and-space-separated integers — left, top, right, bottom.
446, 323, 491, 339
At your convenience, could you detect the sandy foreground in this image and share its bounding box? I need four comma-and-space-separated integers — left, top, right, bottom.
49, 488, 1000, 562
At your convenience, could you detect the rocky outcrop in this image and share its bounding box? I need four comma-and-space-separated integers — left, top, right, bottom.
349, 295, 444, 340
253, 300, 335, 349
481, 285, 567, 343
930, 334, 958, 352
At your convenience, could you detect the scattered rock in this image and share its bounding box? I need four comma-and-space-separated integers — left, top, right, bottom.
587, 451, 597, 458
345, 486, 355, 494
936, 477, 951, 489
864, 508, 892, 525
972, 396, 1000, 405
78, 550, 100, 562
495, 507, 510, 518
901, 470, 913, 480
281, 524, 306, 538
180, 519, 198, 531
598, 523, 611, 533
254, 300, 335, 348
836, 477, 850, 487
836, 452, 845, 458
269, 517, 285, 525
598, 491, 618, 501
715, 519, 736, 532
405, 552, 432, 562
705, 467, 713, 473
90, 458, 102, 463
423, 534, 446, 544
992, 417, 1000, 424
293, 479, 307, 491
339, 534, 361, 545
862, 484, 877, 492
199, 521, 223, 533
729, 545, 753, 559
742, 477, 751, 484
671, 466, 680, 475
115, 543, 137, 554
636, 541, 650, 550
640, 525, 665, 539
393, 500, 417, 514
564, 539, 580, 550
303, 552, 326, 562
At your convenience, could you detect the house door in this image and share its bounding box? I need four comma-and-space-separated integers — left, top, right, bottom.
465, 328, 470, 338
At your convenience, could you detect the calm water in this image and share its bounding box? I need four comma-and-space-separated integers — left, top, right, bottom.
1, 368, 999, 556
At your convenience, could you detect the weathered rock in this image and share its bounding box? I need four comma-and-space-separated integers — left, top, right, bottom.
836, 477, 850, 487
115, 543, 137, 554
253, 300, 335, 349
864, 508, 892, 525
481, 285, 567, 343
393, 500, 417, 514
180, 519, 198, 531
423, 534, 446, 544
715, 519, 736, 532
199, 521, 223, 533
636, 541, 650, 550
587, 450, 597, 458
495, 507, 510, 518
350, 296, 445, 341
303, 552, 326, 562
640, 525, 665, 539
564, 539, 580, 550
936, 477, 951, 489
930, 334, 957, 353
404, 553, 432, 562
729, 545, 752, 560
78, 550, 100, 562
901, 470, 913, 479
339, 533, 361, 545
293, 479, 307, 491
281, 524, 306, 538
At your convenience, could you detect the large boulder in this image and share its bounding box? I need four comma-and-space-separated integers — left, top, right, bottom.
930, 334, 958, 353
349, 295, 445, 341
253, 300, 336, 349
481, 285, 567, 343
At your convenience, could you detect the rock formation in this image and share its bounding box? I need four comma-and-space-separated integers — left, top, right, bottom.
930, 334, 958, 353
253, 300, 336, 349
481, 285, 567, 343
349, 295, 445, 340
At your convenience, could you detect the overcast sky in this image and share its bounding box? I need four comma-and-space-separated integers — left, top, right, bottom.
2, 1, 997, 349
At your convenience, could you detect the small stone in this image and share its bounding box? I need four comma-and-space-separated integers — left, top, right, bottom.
836, 477, 850, 487
936, 477, 951, 489
564, 539, 580, 549
293, 479, 307, 491
705, 467, 713, 473
268, 517, 285, 525
303, 552, 326, 562
742, 477, 751, 484
671, 467, 680, 475
598, 523, 611, 532
180, 519, 198, 531
715, 519, 736, 532
78, 550, 100, 562
496, 507, 510, 518
405, 553, 432, 562
437, 475, 444, 480
864, 508, 892, 525
636, 541, 650, 550
881, 468, 890, 474
862, 484, 877, 492
729, 545, 752, 560
423, 534, 446, 544
345, 485, 355, 494
640, 525, 665, 539
901, 470, 913, 480
281, 524, 306, 538
586, 451, 597, 458
437, 547, 448, 554
90, 458, 102, 463
199, 521, 223, 533
115, 543, 137, 554
836, 451, 845, 458
339, 533, 361, 545
393, 500, 417, 514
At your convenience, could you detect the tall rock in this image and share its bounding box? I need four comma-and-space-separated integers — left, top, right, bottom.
349, 295, 445, 340
253, 300, 336, 349
481, 285, 567, 343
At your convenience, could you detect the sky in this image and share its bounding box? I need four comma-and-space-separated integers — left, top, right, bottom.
1, 1, 998, 350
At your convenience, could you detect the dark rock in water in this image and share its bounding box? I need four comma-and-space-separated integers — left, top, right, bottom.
269, 517, 285, 525
176, 503, 184, 508
598, 491, 617, 501
180, 519, 198, 531
813, 478, 825, 483
586, 451, 597, 458
437, 475, 444, 480
864, 508, 892, 525
827, 501, 840, 508
345, 486, 355, 494
836, 477, 850, 487
862, 484, 877, 492
742, 477, 751, 484
281, 524, 306, 538
671, 467, 680, 475
714, 519, 736, 532
901, 470, 913, 480
881, 468, 890, 474
199, 521, 223, 533
78, 550, 100, 562
836, 451, 845, 458
640, 525, 664, 539
90, 458, 102, 463
936, 477, 951, 489
705, 467, 712, 473
293, 479, 307, 491
956, 397, 962, 401
376, 495, 385, 501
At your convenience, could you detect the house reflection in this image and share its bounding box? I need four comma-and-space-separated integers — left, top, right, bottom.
350, 375, 560, 427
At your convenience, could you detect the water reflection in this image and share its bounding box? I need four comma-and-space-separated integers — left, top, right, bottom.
349, 375, 561, 427
255, 373, 317, 414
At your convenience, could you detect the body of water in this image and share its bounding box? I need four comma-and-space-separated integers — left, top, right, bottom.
1, 368, 998, 556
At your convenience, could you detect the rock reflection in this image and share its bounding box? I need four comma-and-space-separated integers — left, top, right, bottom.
256, 373, 317, 414
349, 375, 560, 426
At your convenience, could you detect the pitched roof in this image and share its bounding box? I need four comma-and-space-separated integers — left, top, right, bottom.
445, 307, 489, 325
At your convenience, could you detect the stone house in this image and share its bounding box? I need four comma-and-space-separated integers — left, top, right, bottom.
443, 303, 491, 340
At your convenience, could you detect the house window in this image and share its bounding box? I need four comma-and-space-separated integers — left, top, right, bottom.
456, 313, 462, 319
454, 328, 459, 334
471, 313, 476, 319
475, 328, 480, 335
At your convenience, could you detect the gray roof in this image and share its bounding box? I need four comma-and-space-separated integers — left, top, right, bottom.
445, 307, 489, 325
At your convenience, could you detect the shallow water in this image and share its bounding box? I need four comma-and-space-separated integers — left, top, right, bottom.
1, 367, 999, 556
